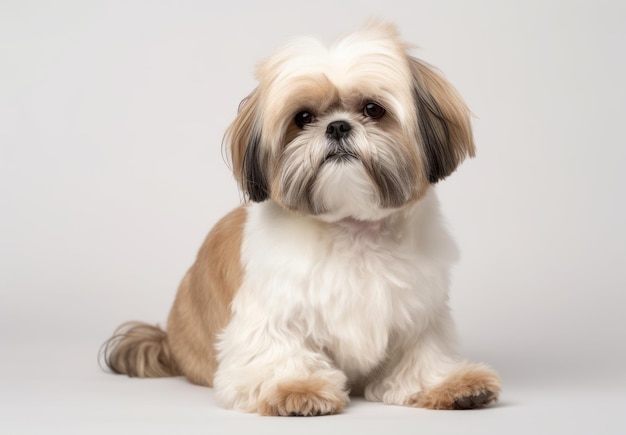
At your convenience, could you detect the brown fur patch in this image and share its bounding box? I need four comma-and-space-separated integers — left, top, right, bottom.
259, 378, 349, 417
407, 365, 501, 410
409, 57, 475, 183
224, 91, 261, 192
166, 205, 247, 386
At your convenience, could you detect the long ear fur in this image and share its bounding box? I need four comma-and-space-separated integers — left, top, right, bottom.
223, 90, 270, 202
410, 58, 475, 183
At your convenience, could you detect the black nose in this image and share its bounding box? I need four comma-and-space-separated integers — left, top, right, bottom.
326, 120, 352, 140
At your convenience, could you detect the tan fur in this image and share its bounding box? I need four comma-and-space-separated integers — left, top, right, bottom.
100, 321, 181, 378
406, 365, 501, 410
410, 57, 475, 182
258, 378, 349, 416
411, 58, 475, 156
223, 90, 263, 193
101, 206, 246, 386
166, 205, 246, 386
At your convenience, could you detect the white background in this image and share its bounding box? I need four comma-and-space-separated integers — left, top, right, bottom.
1, 1, 625, 434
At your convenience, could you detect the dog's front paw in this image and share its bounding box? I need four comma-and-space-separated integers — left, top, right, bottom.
407, 364, 501, 410
258, 378, 349, 416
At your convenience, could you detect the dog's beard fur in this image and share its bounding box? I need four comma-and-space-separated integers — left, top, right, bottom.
274, 111, 420, 220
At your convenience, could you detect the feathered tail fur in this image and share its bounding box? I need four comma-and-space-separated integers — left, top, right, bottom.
100, 321, 181, 378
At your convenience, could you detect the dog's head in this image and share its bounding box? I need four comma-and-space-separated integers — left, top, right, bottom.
224, 21, 474, 221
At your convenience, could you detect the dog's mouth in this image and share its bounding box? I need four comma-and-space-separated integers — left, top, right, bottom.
323, 147, 359, 164
325, 151, 357, 162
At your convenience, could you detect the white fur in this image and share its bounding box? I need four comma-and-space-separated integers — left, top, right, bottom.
213, 189, 472, 412
313, 160, 392, 222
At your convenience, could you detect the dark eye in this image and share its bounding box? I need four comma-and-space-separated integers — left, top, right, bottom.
295, 111, 315, 128
364, 102, 385, 119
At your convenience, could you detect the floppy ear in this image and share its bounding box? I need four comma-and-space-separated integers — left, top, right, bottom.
409, 57, 475, 183
223, 89, 270, 202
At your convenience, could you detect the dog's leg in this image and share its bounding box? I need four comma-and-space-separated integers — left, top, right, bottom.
364, 309, 500, 410
213, 316, 349, 416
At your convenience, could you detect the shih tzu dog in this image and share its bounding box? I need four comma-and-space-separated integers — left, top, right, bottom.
102, 20, 500, 416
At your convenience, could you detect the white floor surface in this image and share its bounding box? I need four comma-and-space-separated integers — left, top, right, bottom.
2, 341, 624, 435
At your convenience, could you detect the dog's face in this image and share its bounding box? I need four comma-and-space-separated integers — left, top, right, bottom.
225, 21, 475, 221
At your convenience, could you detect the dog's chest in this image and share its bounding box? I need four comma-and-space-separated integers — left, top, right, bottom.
242, 202, 434, 379
303, 221, 420, 378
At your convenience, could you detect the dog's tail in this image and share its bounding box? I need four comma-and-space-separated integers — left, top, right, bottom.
99, 321, 181, 378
